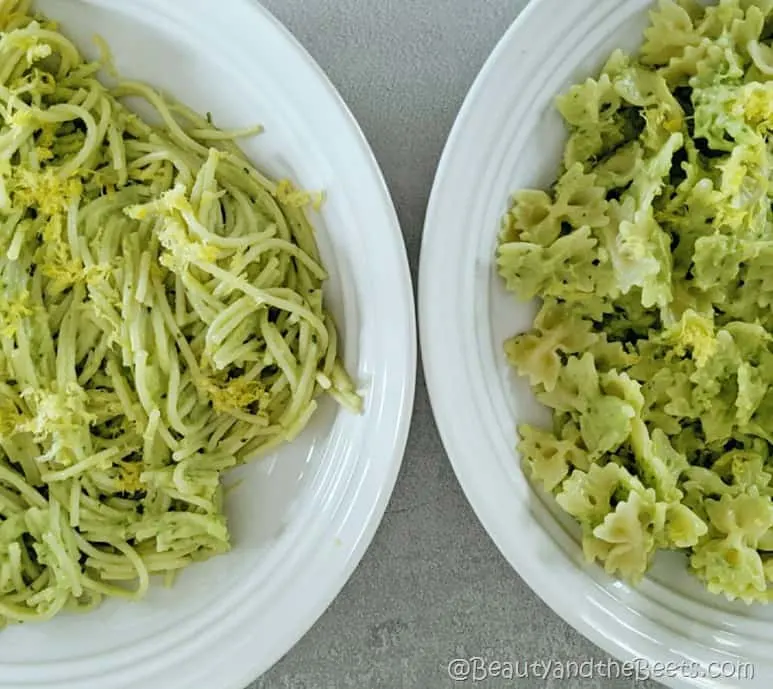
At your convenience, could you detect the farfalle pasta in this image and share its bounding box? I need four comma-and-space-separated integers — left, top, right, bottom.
498, 0, 773, 602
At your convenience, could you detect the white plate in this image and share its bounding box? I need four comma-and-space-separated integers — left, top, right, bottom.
0, 1, 415, 688
420, 1, 773, 687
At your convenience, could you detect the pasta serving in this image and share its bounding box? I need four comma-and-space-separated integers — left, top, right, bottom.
498, 0, 773, 602
0, 0, 360, 626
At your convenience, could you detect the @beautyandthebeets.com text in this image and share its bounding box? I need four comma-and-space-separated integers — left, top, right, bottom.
447, 656, 756, 683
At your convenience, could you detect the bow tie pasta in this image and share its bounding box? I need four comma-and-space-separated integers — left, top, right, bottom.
498, 0, 773, 603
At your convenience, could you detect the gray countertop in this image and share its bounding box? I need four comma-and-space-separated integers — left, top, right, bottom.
253, 2, 661, 688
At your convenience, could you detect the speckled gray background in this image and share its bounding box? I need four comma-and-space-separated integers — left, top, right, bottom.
252, 1, 662, 688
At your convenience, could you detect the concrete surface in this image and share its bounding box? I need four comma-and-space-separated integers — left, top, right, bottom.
252, 1, 663, 688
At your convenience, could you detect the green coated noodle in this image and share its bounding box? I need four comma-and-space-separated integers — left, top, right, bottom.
496, 0, 773, 603
0, 2, 360, 627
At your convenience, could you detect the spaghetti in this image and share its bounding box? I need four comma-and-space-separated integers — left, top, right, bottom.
0, 0, 360, 626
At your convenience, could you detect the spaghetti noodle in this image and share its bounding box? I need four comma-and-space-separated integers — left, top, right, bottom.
0, 0, 360, 626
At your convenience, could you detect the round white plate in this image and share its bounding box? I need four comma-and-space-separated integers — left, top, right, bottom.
0, 1, 415, 688
420, 1, 773, 687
